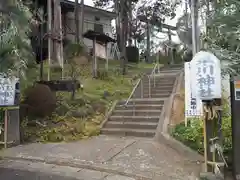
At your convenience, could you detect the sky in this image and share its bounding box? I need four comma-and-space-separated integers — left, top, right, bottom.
69, 0, 183, 43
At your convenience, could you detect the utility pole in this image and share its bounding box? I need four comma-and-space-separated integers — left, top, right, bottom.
120, 0, 127, 75
204, 0, 210, 49
47, 0, 52, 80
191, 0, 199, 55
184, 0, 188, 49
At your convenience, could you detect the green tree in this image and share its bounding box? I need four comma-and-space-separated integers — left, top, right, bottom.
203, 0, 240, 74
0, 0, 33, 77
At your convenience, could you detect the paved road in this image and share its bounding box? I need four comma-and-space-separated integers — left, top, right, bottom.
0, 159, 136, 180
0, 136, 202, 180
0, 168, 81, 180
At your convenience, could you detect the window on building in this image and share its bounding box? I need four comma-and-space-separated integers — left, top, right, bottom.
95, 16, 100, 21
94, 16, 103, 33
94, 24, 103, 33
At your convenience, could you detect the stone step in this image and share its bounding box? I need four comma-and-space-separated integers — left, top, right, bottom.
140, 86, 174, 91
101, 128, 156, 138
142, 89, 173, 93
109, 116, 160, 123
142, 76, 176, 80
140, 85, 173, 94
160, 65, 183, 69
161, 67, 182, 70
104, 121, 158, 130
112, 109, 161, 116
142, 93, 171, 98
141, 82, 175, 87
115, 104, 163, 110
118, 99, 165, 105
159, 70, 181, 74
142, 78, 176, 82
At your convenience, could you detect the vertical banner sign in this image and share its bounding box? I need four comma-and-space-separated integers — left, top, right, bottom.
0, 75, 18, 106
184, 62, 202, 123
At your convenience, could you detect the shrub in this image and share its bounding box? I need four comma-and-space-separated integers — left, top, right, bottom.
172, 119, 204, 153
172, 115, 232, 157
126, 46, 139, 63
20, 84, 57, 119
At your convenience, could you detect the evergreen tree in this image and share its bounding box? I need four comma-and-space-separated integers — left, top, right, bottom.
0, 0, 33, 77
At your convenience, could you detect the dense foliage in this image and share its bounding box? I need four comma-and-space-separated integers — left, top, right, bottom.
0, 0, 33, 77
202, 0, 240, 74
172, 103, 232, 161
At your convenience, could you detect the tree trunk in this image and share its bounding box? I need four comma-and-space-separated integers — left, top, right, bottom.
128, 2, 132, 46
80, 0, 84, 42
168, 28, 174, 64
146, 21, 150, 63
47, 0, 52, 80
74, 0, 79, 43
114, 0, 121, 51
134, 19, 137, 46
120, 0, 126, 75
191, 0, 199, 55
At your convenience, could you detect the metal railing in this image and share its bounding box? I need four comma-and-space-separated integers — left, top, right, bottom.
150, 63, 160, 87
122, 63, 161, 115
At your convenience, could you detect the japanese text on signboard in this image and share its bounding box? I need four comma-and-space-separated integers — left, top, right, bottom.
0, 76, 17, 106
196, 59, 215, 98
191, 51, 221, 100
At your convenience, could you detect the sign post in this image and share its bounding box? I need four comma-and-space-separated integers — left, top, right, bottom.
230, 76, 240, 180
0, 74, 20, 148
190, 51, 223, 176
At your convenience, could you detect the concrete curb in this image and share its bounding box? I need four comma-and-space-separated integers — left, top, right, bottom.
0, 156, 151, 180
155, 69, 204, 164
100, 100, 118, 129
157, 132, 203, 162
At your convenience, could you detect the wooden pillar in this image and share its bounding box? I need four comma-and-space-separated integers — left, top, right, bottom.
105, 42, 108, 71
92, 38, 97, 78
47, 0, 52, 80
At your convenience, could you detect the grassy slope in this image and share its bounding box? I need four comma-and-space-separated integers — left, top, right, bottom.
20, 59, 155, 142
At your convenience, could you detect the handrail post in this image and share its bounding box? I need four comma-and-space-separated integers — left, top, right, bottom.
124, 78, 141, 106
133, 91, 135, 116
154, 76, 156, 87
148, 76, 151, 98
141, 79, 143, 98
153, 70, 156, 87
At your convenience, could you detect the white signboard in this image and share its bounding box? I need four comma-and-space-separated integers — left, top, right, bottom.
190, 51, 222, 100
0, 75, 18, 106
96, 43, 107, 59
185, 62, 202, 120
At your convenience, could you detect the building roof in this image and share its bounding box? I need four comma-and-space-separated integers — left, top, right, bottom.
61, 0, 116, 19
83, 30, 116, 44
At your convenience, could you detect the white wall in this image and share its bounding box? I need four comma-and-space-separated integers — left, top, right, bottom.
64, 11, 113, 48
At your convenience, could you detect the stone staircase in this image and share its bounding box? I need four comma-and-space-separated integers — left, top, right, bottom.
101, 64, 183, 138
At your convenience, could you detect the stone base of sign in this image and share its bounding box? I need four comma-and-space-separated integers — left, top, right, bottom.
0, 108, 20, 148
199, 172, 224, 180
8, 109, 20, 146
